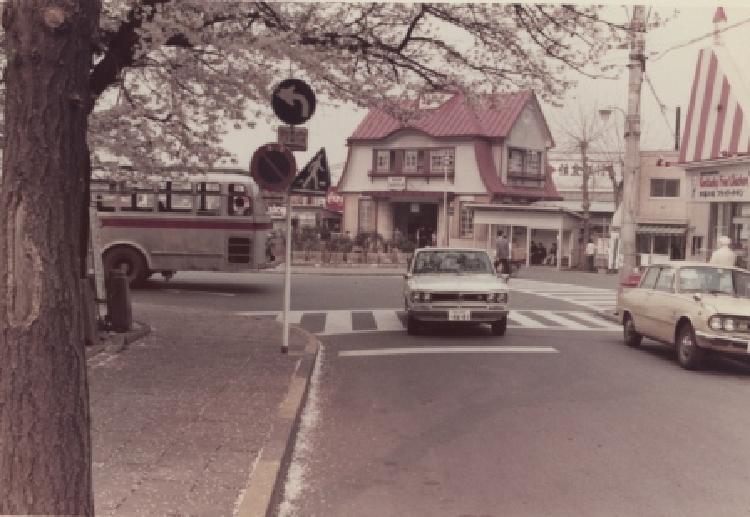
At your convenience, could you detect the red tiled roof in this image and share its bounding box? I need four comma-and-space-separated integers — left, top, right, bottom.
349, 91, 538, 141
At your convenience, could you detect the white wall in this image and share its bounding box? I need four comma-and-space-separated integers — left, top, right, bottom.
339, 130, 487, 194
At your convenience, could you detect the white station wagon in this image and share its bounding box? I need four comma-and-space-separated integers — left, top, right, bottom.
403, 248, 510, 335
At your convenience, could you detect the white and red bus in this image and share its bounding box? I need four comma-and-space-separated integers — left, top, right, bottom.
91, 170, 276, 285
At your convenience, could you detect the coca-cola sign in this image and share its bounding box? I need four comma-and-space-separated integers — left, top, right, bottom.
326, 187, 344, 213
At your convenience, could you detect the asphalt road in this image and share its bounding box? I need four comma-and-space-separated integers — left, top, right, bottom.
132, 271, 750, 516
131, 271, 580, 313
281, 326, 750, 517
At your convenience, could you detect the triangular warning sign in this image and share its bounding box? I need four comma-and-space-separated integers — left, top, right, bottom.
290, 148, 330, 194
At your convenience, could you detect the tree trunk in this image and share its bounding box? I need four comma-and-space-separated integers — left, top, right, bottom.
0, 1, 100, 514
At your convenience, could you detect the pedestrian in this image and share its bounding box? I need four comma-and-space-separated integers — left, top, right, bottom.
710, 235, 736, 267
496, 231, 510, 275
586, 238, 596, 272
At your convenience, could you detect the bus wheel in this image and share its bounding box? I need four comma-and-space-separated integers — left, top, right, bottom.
103, 246, 148, 287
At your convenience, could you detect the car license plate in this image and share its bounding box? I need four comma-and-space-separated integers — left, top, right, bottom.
448, 309, 471, 321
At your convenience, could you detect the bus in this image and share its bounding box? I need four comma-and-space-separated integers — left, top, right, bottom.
91, 169, 277, 286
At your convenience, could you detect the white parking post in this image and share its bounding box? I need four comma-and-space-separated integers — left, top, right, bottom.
282, 194, 293, 353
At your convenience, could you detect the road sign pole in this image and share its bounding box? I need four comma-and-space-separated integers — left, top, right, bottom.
281, 193, 293, 353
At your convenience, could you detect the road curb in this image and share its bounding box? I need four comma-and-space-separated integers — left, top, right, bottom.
235, 326, 320, 517
86, 321, 152, 359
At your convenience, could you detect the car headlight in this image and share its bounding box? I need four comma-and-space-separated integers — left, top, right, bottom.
497, 292, 508, 304
486, 293, 497, 303
422, 292, 431, 302
410, 291, 422, 303
723, 318, 736, 332
709, 316, 723, 331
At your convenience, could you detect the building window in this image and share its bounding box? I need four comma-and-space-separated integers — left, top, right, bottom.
508, 148, 543, 179
650, 178, 680, 198
430, 148, 455, 174
358, 198, 376, 233
691, 236, 703, 255
459, 204, 474, 238
375, 150, 391, 173
403, 150, 426, 173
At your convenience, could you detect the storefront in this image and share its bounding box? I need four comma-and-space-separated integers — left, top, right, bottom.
468, 204, 583, 269
684, 157, 750, 267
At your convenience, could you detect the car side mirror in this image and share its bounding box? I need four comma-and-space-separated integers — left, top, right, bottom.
693, 293, 702, 302
404, 273, 412, 280
500, 273, 510, 284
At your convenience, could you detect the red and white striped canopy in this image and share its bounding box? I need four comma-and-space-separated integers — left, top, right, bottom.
679, 45, 750, 163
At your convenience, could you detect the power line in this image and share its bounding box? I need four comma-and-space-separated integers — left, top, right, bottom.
644, 72, 675, 141
650, 16, 750, 62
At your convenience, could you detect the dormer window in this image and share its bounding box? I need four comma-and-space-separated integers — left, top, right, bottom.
376, 150, 392, 173
430, 149, 455, 174
403, 150, 426, 172
508, 148, 542, 179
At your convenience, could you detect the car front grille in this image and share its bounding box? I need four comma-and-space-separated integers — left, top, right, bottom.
431, 293, 486, 302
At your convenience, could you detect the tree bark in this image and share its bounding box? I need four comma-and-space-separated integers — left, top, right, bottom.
0, 1, 100, 514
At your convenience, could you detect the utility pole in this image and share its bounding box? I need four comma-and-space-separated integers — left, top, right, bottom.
619, 5, 646, 282
580, 141, 591, 260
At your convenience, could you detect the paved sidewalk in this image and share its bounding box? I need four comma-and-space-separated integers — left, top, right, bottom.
89, 303, 317, 516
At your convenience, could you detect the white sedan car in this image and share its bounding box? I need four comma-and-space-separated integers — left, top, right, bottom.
403, 248, 510, 335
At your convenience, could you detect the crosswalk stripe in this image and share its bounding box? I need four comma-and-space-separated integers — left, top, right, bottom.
372, 310, 406, 332
507, 311, 549, 328
236, 309, 620, 335
324, 310, 356, 335
567, 311, 621, 329
533, 310, 588, 330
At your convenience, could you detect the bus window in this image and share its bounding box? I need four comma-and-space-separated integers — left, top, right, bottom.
196, 182, 221, 216
91, 181, 117, 211
119, 181, 155, 212
157, 181, 194, 213
228, 183, 252, 216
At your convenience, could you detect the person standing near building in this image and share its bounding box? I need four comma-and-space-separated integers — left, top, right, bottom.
496, 231, 510, 275
586, 238, 597, 272
710, 236, 736, 267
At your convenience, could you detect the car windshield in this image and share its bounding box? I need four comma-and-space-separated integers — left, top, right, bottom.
677, 266, 750, 298
412, 250, 494, 275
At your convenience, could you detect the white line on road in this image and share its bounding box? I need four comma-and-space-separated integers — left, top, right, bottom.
372, 309, 406, 332
323, 310, 354, 335
534, 310, 588, 330
338, 346, 558, 357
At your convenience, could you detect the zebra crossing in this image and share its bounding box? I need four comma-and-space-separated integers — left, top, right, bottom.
508, 279, 617, 315
236, 308, 620, 336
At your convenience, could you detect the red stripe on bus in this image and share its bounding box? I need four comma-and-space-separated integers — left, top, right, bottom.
100, 218, 273, 230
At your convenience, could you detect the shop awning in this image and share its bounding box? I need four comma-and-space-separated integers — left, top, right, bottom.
636, 224, 686, 235
362, 191, 449, 200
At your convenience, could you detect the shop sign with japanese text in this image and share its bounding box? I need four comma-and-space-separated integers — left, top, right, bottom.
691, 170, 750, 202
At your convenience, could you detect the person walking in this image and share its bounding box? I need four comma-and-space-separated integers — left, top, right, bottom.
496, 231, 511, 275
585, 238, 596, 272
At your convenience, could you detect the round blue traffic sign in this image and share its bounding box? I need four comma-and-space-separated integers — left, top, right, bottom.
271, 79, 316, 126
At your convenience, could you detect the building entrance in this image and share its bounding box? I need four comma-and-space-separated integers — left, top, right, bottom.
392, 202, 438, 247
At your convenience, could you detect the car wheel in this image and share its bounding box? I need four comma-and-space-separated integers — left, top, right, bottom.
491, 316, 507, 336
676, 322, 705, 370
623, 314, 642, 347
103, 246, 148, 287
406, 315, 421, 336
